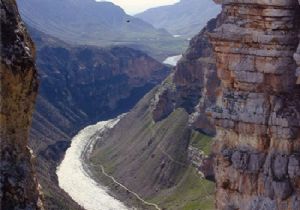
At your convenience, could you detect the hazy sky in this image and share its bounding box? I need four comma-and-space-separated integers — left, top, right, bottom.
97, 0, 180, 15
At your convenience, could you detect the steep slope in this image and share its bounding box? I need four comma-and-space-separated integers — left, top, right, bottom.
90, 82, 215, 210
16, 0, 187, 60
208, 0, 300, 209
136, 0, 220, 38
88, 16, 221, 210
27, 27, 170, 210
0, 0, 42, 209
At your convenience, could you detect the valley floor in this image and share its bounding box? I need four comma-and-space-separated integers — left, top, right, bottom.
57, 110, 215, 210
56, 117, 129, 210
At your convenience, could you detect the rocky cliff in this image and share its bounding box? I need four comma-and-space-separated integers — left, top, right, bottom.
153, 16, 221, 136
0, 0, 43, 209
208, 0, 300, 209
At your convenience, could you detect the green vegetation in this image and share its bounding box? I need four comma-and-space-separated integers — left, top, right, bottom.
88, 86, 215, 210
90, 107, 189, 175
149, 166, 215, 210
190, 131, 213, 155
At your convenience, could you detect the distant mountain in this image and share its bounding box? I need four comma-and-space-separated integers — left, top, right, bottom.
27, 26, 170, 210
16, 0, 187, 60
136, 0, 220, 38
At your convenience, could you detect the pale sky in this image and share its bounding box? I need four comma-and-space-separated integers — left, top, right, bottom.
97, 0, 180, 15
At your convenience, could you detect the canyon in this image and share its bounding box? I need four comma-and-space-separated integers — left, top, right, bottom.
27, 27, 170, 209
2, 0, 300, 209
1, 1, 171, 208
87, 14, 221, 210
88, 0, 300, 209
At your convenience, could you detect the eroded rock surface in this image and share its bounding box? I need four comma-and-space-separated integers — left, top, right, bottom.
0, 0, 43, 209
208, 0, 300, 209
152, 17, 221, 136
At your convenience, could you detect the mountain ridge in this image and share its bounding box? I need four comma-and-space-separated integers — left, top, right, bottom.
136, 0, 220, 38
16, 0, 187, 60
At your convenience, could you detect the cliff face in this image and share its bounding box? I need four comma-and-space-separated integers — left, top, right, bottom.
153, 17, 221, 136
0, 0, 42, 209
208, 1, 300, 209
295, 12, 300, 84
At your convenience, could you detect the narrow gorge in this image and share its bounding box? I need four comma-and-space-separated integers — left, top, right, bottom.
2, 0, 300, 210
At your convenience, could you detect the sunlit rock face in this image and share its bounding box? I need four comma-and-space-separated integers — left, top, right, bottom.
0, 0, 43, 209
208, 0, 300, 209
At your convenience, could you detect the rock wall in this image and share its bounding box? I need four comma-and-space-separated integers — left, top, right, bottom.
0, 0, 43, 209
294, 7, 300, 84
208, 0, 300, 209
152, 17, 221, 136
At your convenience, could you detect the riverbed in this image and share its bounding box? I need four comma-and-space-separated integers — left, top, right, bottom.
163, 54, 182, 66
56, 117, 129, 210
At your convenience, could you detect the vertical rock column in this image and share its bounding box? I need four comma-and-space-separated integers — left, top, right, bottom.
0, 0, 43, 209
208, 0, 300, 210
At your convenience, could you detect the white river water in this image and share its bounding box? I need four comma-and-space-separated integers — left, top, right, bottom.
163, 54, 182, 66
56, 117, 129, 210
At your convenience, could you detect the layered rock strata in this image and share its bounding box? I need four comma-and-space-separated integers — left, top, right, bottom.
0, 0, 43, 209
208, 0, 300, 209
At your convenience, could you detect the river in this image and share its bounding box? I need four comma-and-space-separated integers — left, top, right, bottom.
163, 54, 182, 66
56, 116, 129, 210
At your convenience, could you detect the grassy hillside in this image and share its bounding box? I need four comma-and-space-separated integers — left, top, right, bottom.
88, 80, 215, 210
150, 166, 214, 210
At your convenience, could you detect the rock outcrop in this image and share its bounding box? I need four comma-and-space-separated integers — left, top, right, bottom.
0, 0, 43, 209
152, 17, 221, 136
208, 0, 300, 209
